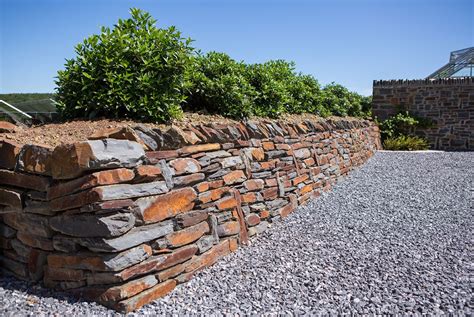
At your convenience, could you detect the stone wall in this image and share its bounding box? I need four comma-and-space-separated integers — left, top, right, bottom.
372, 77, 474, 150
0, 117, 381, 312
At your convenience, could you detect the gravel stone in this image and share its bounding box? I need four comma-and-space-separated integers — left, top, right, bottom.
1, 152, 472, 315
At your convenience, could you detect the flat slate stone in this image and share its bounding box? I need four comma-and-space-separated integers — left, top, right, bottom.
76, 221, 174, 252
52, 139, 145, 180
50, 181, 169, 211
48, 244, 152, 272
50, 212, 136, 238
0, 169, 50, 192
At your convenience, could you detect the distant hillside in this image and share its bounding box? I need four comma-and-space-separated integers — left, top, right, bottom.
0, 93, 57, 123
0, 93, 55, 104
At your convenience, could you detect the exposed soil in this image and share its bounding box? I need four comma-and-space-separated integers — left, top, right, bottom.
0, 112, 367, 148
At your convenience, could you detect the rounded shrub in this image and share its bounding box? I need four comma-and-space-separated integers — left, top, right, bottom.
55, 8, 193, 122
185, 52, 256, 119
286, 74, 326, 116
245, 60, 295, 118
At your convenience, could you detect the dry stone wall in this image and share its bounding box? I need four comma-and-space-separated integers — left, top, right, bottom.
372, 78, 474, 150
0, 117, 381, 312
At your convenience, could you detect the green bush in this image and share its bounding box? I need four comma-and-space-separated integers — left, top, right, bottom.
55, 8, 373, 122
245, 60, 294, 118
285, 74, 326, 116
55, 8, 193, 122
319, 83, 370, 117
383, 135, 429, 151
379, 111, 427, 140
184, 52, 256, 119
378, 110, 431, 151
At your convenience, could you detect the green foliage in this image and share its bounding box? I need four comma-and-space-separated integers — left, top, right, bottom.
55, 8, 193, 122
379, 111, 424, 139
378, 110, 431, 151
55, 8, 372, 122
185, 52, 256, 119
383, 135, 429, 151
319, 83, 370, 117
245, 60, 294, 118
286, 74, 324, 115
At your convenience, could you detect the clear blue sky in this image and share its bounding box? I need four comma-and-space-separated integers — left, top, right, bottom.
0, 0, 472, 95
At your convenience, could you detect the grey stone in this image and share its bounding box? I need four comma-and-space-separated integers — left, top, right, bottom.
1, 212, 53, 238
86, 139, 145, 170
202, 150, 232, 159
101, 244, 152, 271
10, 239, 31, 262
252, 171, 272, 178
134, 125, 164, 151
220, 156, 243, 168
76, 220, 174, 252
98, 181, 169, 201
201, 163, 221, 173
50, 212, 136, 238
196, 235, 217, 254
157, 159, 175, 189
266, 150, 286, 159
52, 235, 81, 253
267, 199, 287, 210
208, 168, 230, 179
0, 222, 16, 238
173, 173, 205, 187
23, 199, 56, 216
293, 148, 311, 159
208, 214, 219, 241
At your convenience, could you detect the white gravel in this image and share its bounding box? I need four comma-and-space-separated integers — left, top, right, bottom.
1, 151, 473, 315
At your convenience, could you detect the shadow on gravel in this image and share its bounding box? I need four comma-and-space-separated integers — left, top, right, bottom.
0, 274, 110, 313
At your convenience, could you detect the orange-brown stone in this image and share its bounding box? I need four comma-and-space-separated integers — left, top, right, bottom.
195, 181, 209, 193
115, 280, 176, 313
18, 144, 53, 176
0, 169, 50, 192
262, 187, 278, 200
215, 196, 237, 210
169, 158, 201, 175
259, 209, 270, 219
262, 141, 275, 150
243, 179, 264, 191
136, 188, 197, 223
222, 170, 246, 185
241, 192, 257, 203
89, 127, 146, 148
155, 245, 198, 271
279, 203, 295, 218
156, 262, 187, 282
99, 275, 158, 304
185, 240, 230, 273
0, 121, 19, 133
134, 165, 161, 182
48, 168, 135, 199
0, 140, 21, 169
245, 213, 261, 226
216, 221, 240, 237
164, 222, 209, 247
251, 148, 265, 161
178, 143, 220, 155
299, 184, 314, 195
198, 187, 229, 204
293, 174, 309, 186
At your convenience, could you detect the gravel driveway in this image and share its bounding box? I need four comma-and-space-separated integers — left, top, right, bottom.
1, 151, 472, 315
